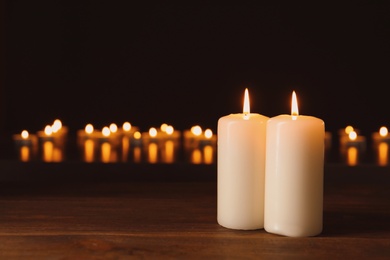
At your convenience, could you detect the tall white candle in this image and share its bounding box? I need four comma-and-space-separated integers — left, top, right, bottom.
217, 88, 269, 230
264, 91, 325, 237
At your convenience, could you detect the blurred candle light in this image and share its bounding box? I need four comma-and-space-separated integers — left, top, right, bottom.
45, 125, 53, 135
84, 139, 95, 162
121, 135, 130, 162
43, 140, 54, 162
377, 142, 389, 166
149, 127, 158, 138
123, 122, 132, 132
133, 146, 142, 163
101, 142, 111, 163
191, 148, 202, 164
102, 126, 111, 138
160, 123, 168, 133
161, 124, 181, 142
372, 126, 390, 144
13, 130, 37, 162
163, 140, 175, 163
52, 119, 62, 134
371, 126, 390, 166
85, 124, 94, 134
77, 123, 97, 147
120, 121, 139, 137
20, 146, 30, 162
184, 125, 203, 149
131, 131, 143, 146
199, 128, 217, 147
148, 142, 158, 163
203, 145, 214, 164
340, 130, 366, 164
51, 119, 68, 147
338, 125, 358, 137
53, 146, 63, 162
347, 146, 358, 166
191, 125, 202, 136
165, 125, 173, 135
109, 123, 118, 134
108, 123, 120, 146
341, 130, 366, 149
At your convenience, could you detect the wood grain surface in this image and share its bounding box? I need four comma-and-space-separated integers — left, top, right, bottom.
0, 164, 389, 259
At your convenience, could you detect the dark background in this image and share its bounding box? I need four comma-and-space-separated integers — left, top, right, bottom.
2, 1, 390, 138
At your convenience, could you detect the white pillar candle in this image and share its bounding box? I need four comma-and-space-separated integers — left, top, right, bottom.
264, 91, 325, 237
217, 88, 269, 230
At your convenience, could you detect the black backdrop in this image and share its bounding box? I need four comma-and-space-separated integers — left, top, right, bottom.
2, 1, 390, 138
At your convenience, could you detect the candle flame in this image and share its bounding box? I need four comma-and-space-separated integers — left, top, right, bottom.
149, 127, 157, 137
102, 126, 111, 137
191, 125, 202, 136
243, 88, 250, 119
21, 130, 29, 139
349, 130, 357, 141
52, 119, 62, 133
160, 123, 168, 132
109, 123, 118, 133
345, 125, 354, 135
379, 126, 388, 137
291, 91, 299, 118
85, 124, 94, 134
123, 122, 131, 132
204, 129, 213, 139
166, 125, 174, 135
44, 125, 53, 136
133, 131, 141, 140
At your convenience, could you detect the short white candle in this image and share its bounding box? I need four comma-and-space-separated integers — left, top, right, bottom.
217, 88, 269, 230
264, 91, 325, 237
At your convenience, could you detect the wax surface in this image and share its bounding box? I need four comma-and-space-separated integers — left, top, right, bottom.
217, 113, 268, 230
264, 114, 325, 237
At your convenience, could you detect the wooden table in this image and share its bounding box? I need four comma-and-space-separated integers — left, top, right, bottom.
0, 162, 389, 259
